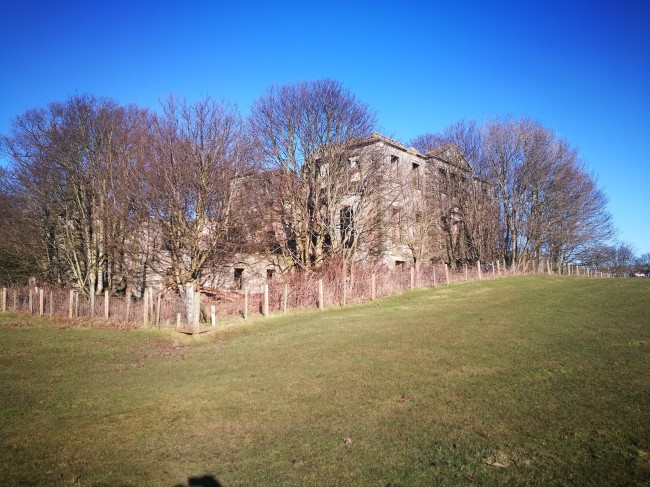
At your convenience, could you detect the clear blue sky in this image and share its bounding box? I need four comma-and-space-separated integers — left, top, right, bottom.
1, 0, 649, 255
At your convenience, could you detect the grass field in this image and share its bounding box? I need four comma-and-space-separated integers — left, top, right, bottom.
1, 276, 649, 486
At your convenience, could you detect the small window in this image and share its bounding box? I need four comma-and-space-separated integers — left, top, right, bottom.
395, 260, 405, 270
411, 162, 421, 189
390, 155, 399, 175
266, 269, 275, 280
234, 268, 244, 290
348, 157, 358, 169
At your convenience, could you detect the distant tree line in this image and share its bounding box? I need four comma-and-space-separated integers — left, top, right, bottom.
0, 80, 624, 293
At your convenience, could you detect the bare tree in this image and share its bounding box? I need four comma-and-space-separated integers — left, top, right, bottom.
409, 122, 499, 266
249, 79, 380, 272
0, 167, 42, 284
144, 96, 252, 319
0, 95, 148, 296
478, 117, 613, 271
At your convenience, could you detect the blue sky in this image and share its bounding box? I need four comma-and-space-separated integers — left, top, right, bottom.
1, 0, 649, 255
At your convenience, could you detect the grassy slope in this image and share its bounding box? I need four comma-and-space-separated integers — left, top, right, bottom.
0, 276, 648, 486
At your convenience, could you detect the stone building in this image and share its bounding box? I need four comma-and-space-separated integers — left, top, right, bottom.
218, 132, 490, 292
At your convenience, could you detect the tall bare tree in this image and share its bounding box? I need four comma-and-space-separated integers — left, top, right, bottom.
144, 96, 252, 318
249, 79, 381, 272
1, 95, 148, 297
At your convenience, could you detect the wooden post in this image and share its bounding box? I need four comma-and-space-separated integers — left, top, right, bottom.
465, 264, 468, 281
143, 288, 149, 326
49, 291, 54, 316
13, 289, 17, 312
156, 293, 162, 328
478, 260, 482, 280
318, 279, 324, 310
104, 290, 110, 320
432, 267, 437, 287
243, 287, 249, 320
74, 292, 79, 318
29, 289, 34, 314
211, 305, 216, 328
444, 263, 449, 285
2, 287, 6, 312
371, 274, 376, 300
176, 312, 181, 330
69, 290, 74, 319
263, 284, 269, 317
410, 267, 415, 290
39, 288, 44, 316
283, 283, 288, 313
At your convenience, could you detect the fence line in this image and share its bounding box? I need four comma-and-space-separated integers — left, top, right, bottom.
1, 261, 610, 330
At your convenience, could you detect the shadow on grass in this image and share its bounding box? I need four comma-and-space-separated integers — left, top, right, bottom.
174, 475, 222, 487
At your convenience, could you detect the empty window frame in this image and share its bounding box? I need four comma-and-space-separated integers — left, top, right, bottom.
234, 268, 244, 290
340, 206, 355, 249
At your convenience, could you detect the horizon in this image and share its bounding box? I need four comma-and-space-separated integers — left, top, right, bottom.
1, 0, 648, 254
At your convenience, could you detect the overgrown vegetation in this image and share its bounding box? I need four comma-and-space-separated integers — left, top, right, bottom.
1, 277, 648, 486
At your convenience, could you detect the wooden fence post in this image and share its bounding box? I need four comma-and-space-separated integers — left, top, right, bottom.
69, 290, 74, 319
371, 274, 376, 299
13, 289, 17, 312
104, 290, 110, 320
125, 292, 131, 322
2, 287, 6, 312
49, 291, 54, 316
243, 287, 249, 320
465, 264, 468, 281
283, 283, 289, 313
176, 313, 181, 330
74, 292, 79, 318
263, 284, 269, 317
432, 267, 437, 287
318, 279, 324, 310
444, 263, 449, 285
29, 289, 34, 314
410, 267, 415, 290
39, 288, 44, 316
478, 260, 482, 280
211, 305, 216, 328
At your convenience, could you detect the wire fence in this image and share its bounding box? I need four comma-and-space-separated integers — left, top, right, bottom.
0, 261, 608, 331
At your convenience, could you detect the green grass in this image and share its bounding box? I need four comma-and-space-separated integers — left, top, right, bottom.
1, 276, 649, 486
